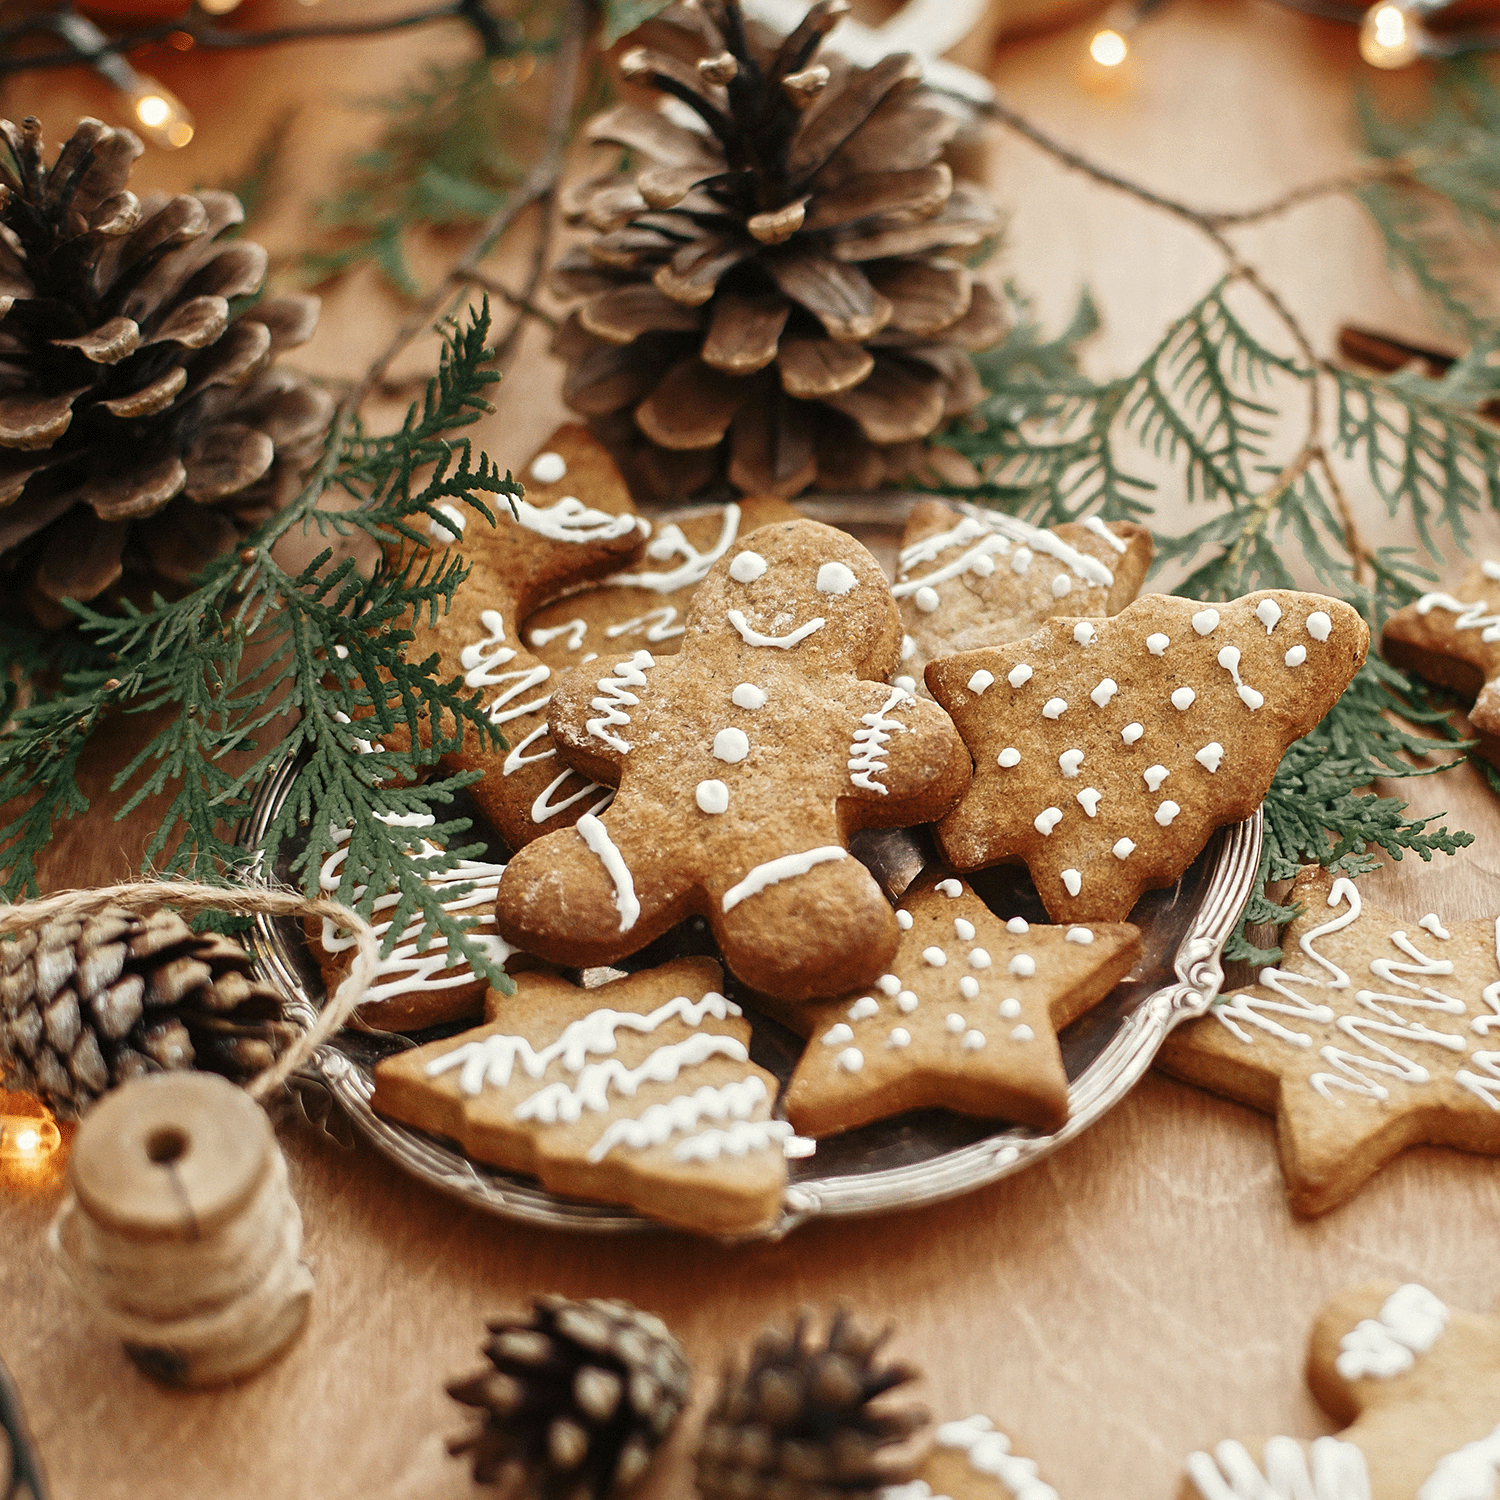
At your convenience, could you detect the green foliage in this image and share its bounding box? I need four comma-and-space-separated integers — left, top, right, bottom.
0, 304, 523, 991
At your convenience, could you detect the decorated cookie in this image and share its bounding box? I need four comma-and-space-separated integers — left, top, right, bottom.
306, 814, 512, 1031
394, 424, 649, 849
523, 496, 803, 669
494, 519, 972, 1000
1180, 1281, 1500, 1500
1383, 555, 1500, 769
1159, 866, 1500, 1215
780, 872, 1141, 1135
371, 957, 790, 1235
892, 499, 1153, 699
887, 1415, 1059, 1500
927, 590, 1368, 923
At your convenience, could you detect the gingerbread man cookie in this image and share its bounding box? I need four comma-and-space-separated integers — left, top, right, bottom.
927, 590, 1368, 922
1383, 555, 1500, 770
892, 500, 1153, 699
888, 1415, 1060, 1500
780, 872, 1140, 1135
494, 519, 972, 1000
371, 957, 789, 1235
1181, 1281, 1500, 1500
1159, 866, 1500, 1216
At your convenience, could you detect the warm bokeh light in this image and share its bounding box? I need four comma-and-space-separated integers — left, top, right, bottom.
198, 0, 244, 11
0, 1112, 60, 1163
1090, 28, 1129, 67
135, 94, 170, 128
129, 83, 195, 149
1360, 3, 1421, 67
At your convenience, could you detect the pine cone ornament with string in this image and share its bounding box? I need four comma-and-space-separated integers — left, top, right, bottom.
448, 1296, 691, 1498
552, 0, 1007, 503
0, 116, 334, 627
0, 907, 288, 1119
695, 1310, 929, 1500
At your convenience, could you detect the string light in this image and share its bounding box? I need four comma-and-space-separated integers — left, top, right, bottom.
1086, 0, 1172, 71
1360, 2, 1424, 66
0, 1112, 60, 1163
52, 8, 195, 148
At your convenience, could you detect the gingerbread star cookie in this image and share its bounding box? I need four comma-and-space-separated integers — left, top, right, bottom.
892, 499, 1153, 699
1383, 554, 1500, 769
1180, 1281, 1500, 1500
523, 495, 803, 668
927, 590, 1369, 923
1159, 866, 1500, 1216
780, 872, 1140, 1135
371, 957, 790, 1235
495, 518, 972, 1001
889, 1415, 1060, 1500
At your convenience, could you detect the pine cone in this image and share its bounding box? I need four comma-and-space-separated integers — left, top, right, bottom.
552, 0, 1007, 502
448, 1296, 691, 1498
0, 116, 334, 627
696, 1311, 928, 1500
0, 907, 288, 1119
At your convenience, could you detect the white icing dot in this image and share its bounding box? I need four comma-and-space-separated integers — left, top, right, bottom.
817, 561, 858, 595
894, 675, 917, 693
946, 1013, 965, 1034
1091, 678, 1118, 707
901, 634, 916, 661
1052, 574, 1071, 598
1307, 610, 1332, 641
1113, 837, 1136, 859
1062, 869, 1082, 896
1059, 749, 1084, 778
954, 918, 976, 941
529, 451, 566, 484
1192, 609, 1221, 636
1034, 807, 1063, 835
969, 949, 992, 969
936, 879, 963, 897
923, 946, 948, 968
998, 747, 1021, 768
1217, 645, 1241, 673
999, 998, 1022, 1019
1171, 687, 1196, 710
972, 555, 994, 577
848, 996, 879, 1020
896, 910, 914, 930
959, 976, 980, 999
968, 669, 995, 694
1066, 927, 1094, 944
1077, 787, 1102, 817
1011, 1024, 1035, 1042
1042, 698, 1068, 719
1143, 764, 1170, 792
886, 1028, 911, 1049
1009, 664, 1033, 688
896, 990, 919, 1013
1256, 599, 1282, 633
713, 727, 750, 763
1146, 633, 1169, 656
1238, 684, 1265, 711
1195, 742, 1224, 773
1009, 954, 1036, 977
962, 1029, 986, 1052
695, 779, 729, 814
1121, 723, 1144, 745
822, 1022, 854, 1045
1155, 800, 1181, 826
915, 586, 941, 614
836, 1047, 864, 1073
1285, 645, 1307, 668
732, 682, 767, 710
729, 550, 767, 583
877, 975, 902, 996
1420, 913, 1452, 940
1074, 622, 1096, 646
1011, 547, 1033, 574
1006, 918, 1029, 934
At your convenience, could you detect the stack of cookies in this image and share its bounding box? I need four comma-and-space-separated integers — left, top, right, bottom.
318, 428, 1369, 1234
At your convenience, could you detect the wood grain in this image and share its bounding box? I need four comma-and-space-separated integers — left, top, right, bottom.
4, 4, 1500, 1499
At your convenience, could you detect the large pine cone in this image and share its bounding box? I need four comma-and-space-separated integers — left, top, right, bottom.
553, 0, 1007, 502
0, 907, 288, 1119
696, 1310, 928, 1500
448, 1296, 691, 1499
0, 116, 334, 626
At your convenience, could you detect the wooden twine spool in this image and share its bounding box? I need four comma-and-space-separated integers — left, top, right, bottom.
48, 1071, 313, 1387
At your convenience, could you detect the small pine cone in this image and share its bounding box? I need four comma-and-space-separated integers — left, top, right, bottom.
0, 907, 288, 1119
448, 1296, 691, 1499
552, 0, 1007, 502
696, 1311, 928, 1500
0, 116, 334, 627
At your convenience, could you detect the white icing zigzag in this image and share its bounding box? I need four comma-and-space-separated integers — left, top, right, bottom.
935, 1415, 1059, 1500
849, 686, 913, 795
1185, 1437, 1371, 1500
586, 1076, 768, 1161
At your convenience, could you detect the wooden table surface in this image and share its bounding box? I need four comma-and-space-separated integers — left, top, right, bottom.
5, 4, 1500, 1498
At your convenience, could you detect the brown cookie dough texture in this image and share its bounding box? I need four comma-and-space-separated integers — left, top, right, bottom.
1159, 866, 1500, 1216
928, 590, 1369, 923
893, 499, 1153, 699
371, 957, 788, 1235
1179, 1281, 1500, 1500
494, 519, 972, 1000
899, 1416, 1060, 1500
1383, 554, 1500, 768
780, 872, 1140, 1136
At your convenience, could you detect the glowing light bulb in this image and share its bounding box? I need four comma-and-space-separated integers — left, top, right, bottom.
128, 82, 195, 150
0, 1113, 60, 1162
1090, 28, 1129, 66
14, 1129, 37, 1153
1360, 3, 1422, 68
135, 95, 170, 128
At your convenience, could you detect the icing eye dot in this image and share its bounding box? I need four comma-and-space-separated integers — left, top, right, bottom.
946, 1013, 965, 1034
999, 998, 1022, 1019
886, 1028, 911, 1049
1143, 764, 1170, 792
960, 976, 980, 999
1113, 837, 1136, 859
896, 909, 913, 930
695, 779, 729, 814
713, 727, 750, 763
1091, 678, 1118, 706
729, 550, 767, 583
848, 996, 879, 1020
836, 1046, 864, 1073
1052, 574, 1071, 598
1077, 787, 1102, 817
1009, 954, 1036, 977
962, 1030, 986, 1051
936, 879, 962, 897
1196, 742, 1224, 772
877, 974, 902, 995
1285, 645, 1307, 668
1307, 610, 1332, 641
915, 586, 941, 614
1146, 633, 1169, 656
897, 990, 919, 1013
1066, 927, 1094, 944
1011, 548, 1033, 575
1009, 664, 1033, 688
1256, 599, 1282, 633
1011, 1024, 1035, 1042
1034, 807, 1063, 835
1171, 687, 1196, 711
1218, 646, 1241, 673
1042, 698, 1068, 719
1192, 609, 1221, 636
923, 946, 948, 967
955, 918, 976, 941
1074, 622, 1096, 646
1155, 800, 1181, 827
1062, 869, 1082, 896
1122, 723, 1144, 745
901, 634, 916, 661
998, 747, 1021, 768
822, 1022, 854, 1045
968, 669, 995, 694
817, 561, 858, 595
732, 682, 767, 710
1007, 918, 1029, 934
1059, 749, 1084, 778
529, 451, 567, 484
969, 949, 993, 969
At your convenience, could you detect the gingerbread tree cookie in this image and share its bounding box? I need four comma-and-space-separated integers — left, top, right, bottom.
372, 957, 789, 1235
1180, 1281, 1500, 1500
927, 590, 1368, 922
892, 499, 1153, 699
494, 519, 971, 1000
394, 424, 648, 850
1159, 866, 1500, 1215
890, 1415, 1060, 1500
780, 872, 1140, 1135
1383, 554, 1500, 769
523, 496, 802, 669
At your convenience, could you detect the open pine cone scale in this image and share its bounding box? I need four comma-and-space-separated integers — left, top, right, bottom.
553, 0, 1005, 502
